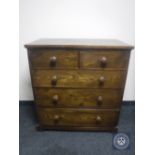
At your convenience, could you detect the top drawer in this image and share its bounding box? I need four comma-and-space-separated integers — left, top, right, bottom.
80, 50, 130, 69
28, 49, 78, 69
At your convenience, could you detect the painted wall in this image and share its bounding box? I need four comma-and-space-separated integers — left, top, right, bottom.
19, 0, 135, 100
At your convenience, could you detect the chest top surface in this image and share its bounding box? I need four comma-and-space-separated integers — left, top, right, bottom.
25, 39, 134, 50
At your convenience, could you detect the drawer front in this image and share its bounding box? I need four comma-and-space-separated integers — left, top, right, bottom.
80, 50, 130, 69
32, 70, 125, 88
35, 88, 122, 108
37, 108, 119, 127
29, 49, 78, 68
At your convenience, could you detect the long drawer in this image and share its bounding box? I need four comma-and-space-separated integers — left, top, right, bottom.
34, 88, 122, 108
32, 70, 125, 88
37, 108, 119, 127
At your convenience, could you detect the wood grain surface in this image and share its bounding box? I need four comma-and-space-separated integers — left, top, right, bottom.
80, 50, 130, 69
25, 39, 133, 131
34, 88, 122, 108
37, 107, 119, 127
29, 49, 78, 68
25, 39, 134, 50
32, 70, 126, 88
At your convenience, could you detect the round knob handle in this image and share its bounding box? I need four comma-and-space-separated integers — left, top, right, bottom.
54, 115, 60, 123
52, 94, 59, 104
50, 56, 57, 66
51, 75, 57, 85
97, 96, 103, 105
100, 57, 107, 66
99, 76, 105, 85
96, 115, 102, 123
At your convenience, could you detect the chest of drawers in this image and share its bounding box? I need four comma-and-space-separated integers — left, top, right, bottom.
25, 39, 133, 131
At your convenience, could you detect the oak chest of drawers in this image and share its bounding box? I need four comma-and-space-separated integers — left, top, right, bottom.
25, 39, 133, 131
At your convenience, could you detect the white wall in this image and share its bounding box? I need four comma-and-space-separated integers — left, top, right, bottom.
19, 0, 135, 101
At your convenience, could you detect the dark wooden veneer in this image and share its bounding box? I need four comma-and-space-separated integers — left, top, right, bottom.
25, 39, 133, 132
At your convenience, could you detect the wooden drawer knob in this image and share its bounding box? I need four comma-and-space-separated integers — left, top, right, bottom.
100, 57, 107, 66
52, 94, 59, 104
96, 115, 102, 123
99, 76, 105, 85
50, 56, 57, 66
51, 75, 57, 85
97, 96, 103, 105
54, 115, 60, 123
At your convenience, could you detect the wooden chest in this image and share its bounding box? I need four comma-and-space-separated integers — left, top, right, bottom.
25, 39, 133, 131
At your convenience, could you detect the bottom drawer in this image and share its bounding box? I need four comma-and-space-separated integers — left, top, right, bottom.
37, 108, 119, 127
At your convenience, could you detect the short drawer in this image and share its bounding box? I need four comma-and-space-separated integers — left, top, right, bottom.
28, 49, 78, 68
32, 70, 125, 88
80, 50, 130, 69
37, 108, 119, 127
34, 88, 122, 108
